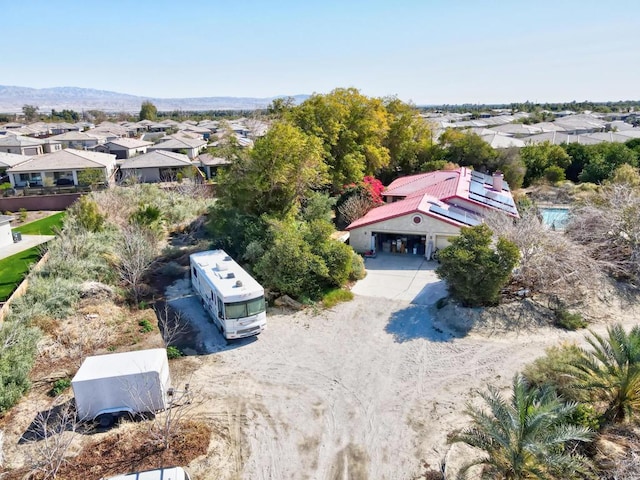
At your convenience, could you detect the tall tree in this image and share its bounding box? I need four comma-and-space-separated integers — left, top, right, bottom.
520, 142, 571, 186
139, 101, 158, 121
291, 88, 390, 189
451, 375, 594, 480
22, 104, 39, 122
219, 121, 328, 218
381, 97, 434, 179
438, 128, 497, 170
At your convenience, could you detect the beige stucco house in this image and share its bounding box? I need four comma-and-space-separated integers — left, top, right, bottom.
347, 168, 518, 258
7, 149, 117, 187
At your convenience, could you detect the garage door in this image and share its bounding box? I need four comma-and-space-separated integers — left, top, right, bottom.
435, 235, 456, 250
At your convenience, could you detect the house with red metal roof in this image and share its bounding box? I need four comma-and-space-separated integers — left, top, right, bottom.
346, 167, 518, 258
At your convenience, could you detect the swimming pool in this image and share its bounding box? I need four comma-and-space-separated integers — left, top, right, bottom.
540, 207, 570, 230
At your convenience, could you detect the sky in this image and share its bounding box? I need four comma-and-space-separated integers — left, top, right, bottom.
3, 0, 639, 105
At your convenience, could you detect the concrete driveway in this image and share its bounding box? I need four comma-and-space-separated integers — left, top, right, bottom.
351, 253, 448, 305
0, 235, 54, 261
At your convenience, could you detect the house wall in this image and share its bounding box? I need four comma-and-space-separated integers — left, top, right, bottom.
121, 167, 161, 183
0, 222, 13, 248
349, 213, 460, 253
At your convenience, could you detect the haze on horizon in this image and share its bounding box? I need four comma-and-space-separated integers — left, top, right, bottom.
4, 0, 639, 106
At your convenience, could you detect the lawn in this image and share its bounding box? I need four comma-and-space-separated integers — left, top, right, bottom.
0, 247, 42, 301
13, 212, 65, 235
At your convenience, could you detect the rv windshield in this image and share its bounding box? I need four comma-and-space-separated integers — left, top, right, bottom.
224, 296, 266, 319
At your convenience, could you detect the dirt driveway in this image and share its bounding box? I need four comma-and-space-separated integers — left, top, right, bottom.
166, 277, 640, 480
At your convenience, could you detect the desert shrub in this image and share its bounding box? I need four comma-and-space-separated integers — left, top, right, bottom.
18, 208, 27, 222
166, 346, 183, 359
523, 343, 584, 401
0, 321, 40, 412
138, 319, 154, 333
554, 308, 587, 330
49, 378, 71, 397
544, 164, 566, 183
318, 240, 354, 288
570, 403, 601, 431
349, 252, 366, 281
156, 261, 184, 277
70, 196, 105, 232
13, 276, 80, 320
322, 288, 354, 308
436, 224, 519, 306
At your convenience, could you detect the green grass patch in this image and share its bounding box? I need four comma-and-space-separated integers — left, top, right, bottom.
0, 247, 42, 301
322, 288, 354, 308
14, 212, 65, 235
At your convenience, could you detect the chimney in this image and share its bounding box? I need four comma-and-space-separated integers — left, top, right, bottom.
492, 171, 504, 191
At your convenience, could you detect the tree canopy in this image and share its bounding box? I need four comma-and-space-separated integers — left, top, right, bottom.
290, 88, 391, 189
139, 101, 158, 121
436, 224, 519, 306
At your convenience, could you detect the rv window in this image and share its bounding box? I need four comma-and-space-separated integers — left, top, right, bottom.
217, 297, 224, 319
224, 296, 266, 319
193, 267, 197, 278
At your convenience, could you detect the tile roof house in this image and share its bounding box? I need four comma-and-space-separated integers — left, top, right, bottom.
119, 150, 195, 183
7, 149, 117, 187
147, 134, 207, 159
48, 131, 107, 149
197, 153, 231, 179
0, 135, 46, 156
94, 138, 153, 159
346, 167, 518, 257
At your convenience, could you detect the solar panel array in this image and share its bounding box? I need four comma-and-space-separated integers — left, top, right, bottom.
470, 170, 511, 191
429, 204, 482, 226
467, 176, 518, 216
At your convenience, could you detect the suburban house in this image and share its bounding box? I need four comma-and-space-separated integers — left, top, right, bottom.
94, 138, 153, 159
147, 134, 207, 159
119, 150, 195, 183
0, 135, 46, 156
347, 168, 518, 258
0, 152, 30, 179
7, 149, 117, 187
197, 153, 231, 179
48, 131, 107, 149
0, 215, 14, 248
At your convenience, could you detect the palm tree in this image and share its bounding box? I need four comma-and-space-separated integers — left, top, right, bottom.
450, 375, 594, 480
569, 323, 640, 423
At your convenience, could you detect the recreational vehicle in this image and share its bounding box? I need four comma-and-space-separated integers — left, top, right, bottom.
190, 250, 266, 339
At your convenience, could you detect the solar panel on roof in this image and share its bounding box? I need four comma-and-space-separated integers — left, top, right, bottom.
468, 193, 518, 215
430, 205, 482, 226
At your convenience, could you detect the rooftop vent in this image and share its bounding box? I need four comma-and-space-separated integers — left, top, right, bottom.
226, 272, 235, 279
223, 255, 232, 261
235, 280, 243, 287
216, 262, 227, 271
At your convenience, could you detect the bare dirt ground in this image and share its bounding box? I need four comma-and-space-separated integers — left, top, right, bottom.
165, 279, 640, 480
8, 210, 61, 227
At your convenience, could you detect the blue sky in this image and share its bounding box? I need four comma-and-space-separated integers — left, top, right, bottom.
3, 0, 638, 104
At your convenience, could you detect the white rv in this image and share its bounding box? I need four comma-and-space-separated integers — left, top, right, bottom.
190, 250, 266, 339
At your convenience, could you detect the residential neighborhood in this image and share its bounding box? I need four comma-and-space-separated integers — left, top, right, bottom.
1, 1, 640, 479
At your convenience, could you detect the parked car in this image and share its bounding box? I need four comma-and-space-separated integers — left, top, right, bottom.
55, 178, 74, 186
104, 467, 191, 480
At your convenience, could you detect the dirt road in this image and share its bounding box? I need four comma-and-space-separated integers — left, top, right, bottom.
167, 280, 639, 480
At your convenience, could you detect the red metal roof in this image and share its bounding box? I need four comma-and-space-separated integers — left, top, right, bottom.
346, 194, 467, 230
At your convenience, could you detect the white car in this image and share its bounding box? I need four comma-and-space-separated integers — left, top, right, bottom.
104, 467, 191, 480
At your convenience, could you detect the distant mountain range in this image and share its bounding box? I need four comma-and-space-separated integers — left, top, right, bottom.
0, 86, 310, 113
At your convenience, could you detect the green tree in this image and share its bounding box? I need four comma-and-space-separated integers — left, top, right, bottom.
139, 101, 158, 121
291, 88, 390, 189
436, 224, 519, 306
450, 375, 594, 480
77, 168, 105, 187
380, 97, 434, 178
22, 104, 39, 122
521, 142, 571, 186
438, 129, 497, 170
569, 324, 640, 423
219, 121, 328, 218
578, 143, 638, 184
